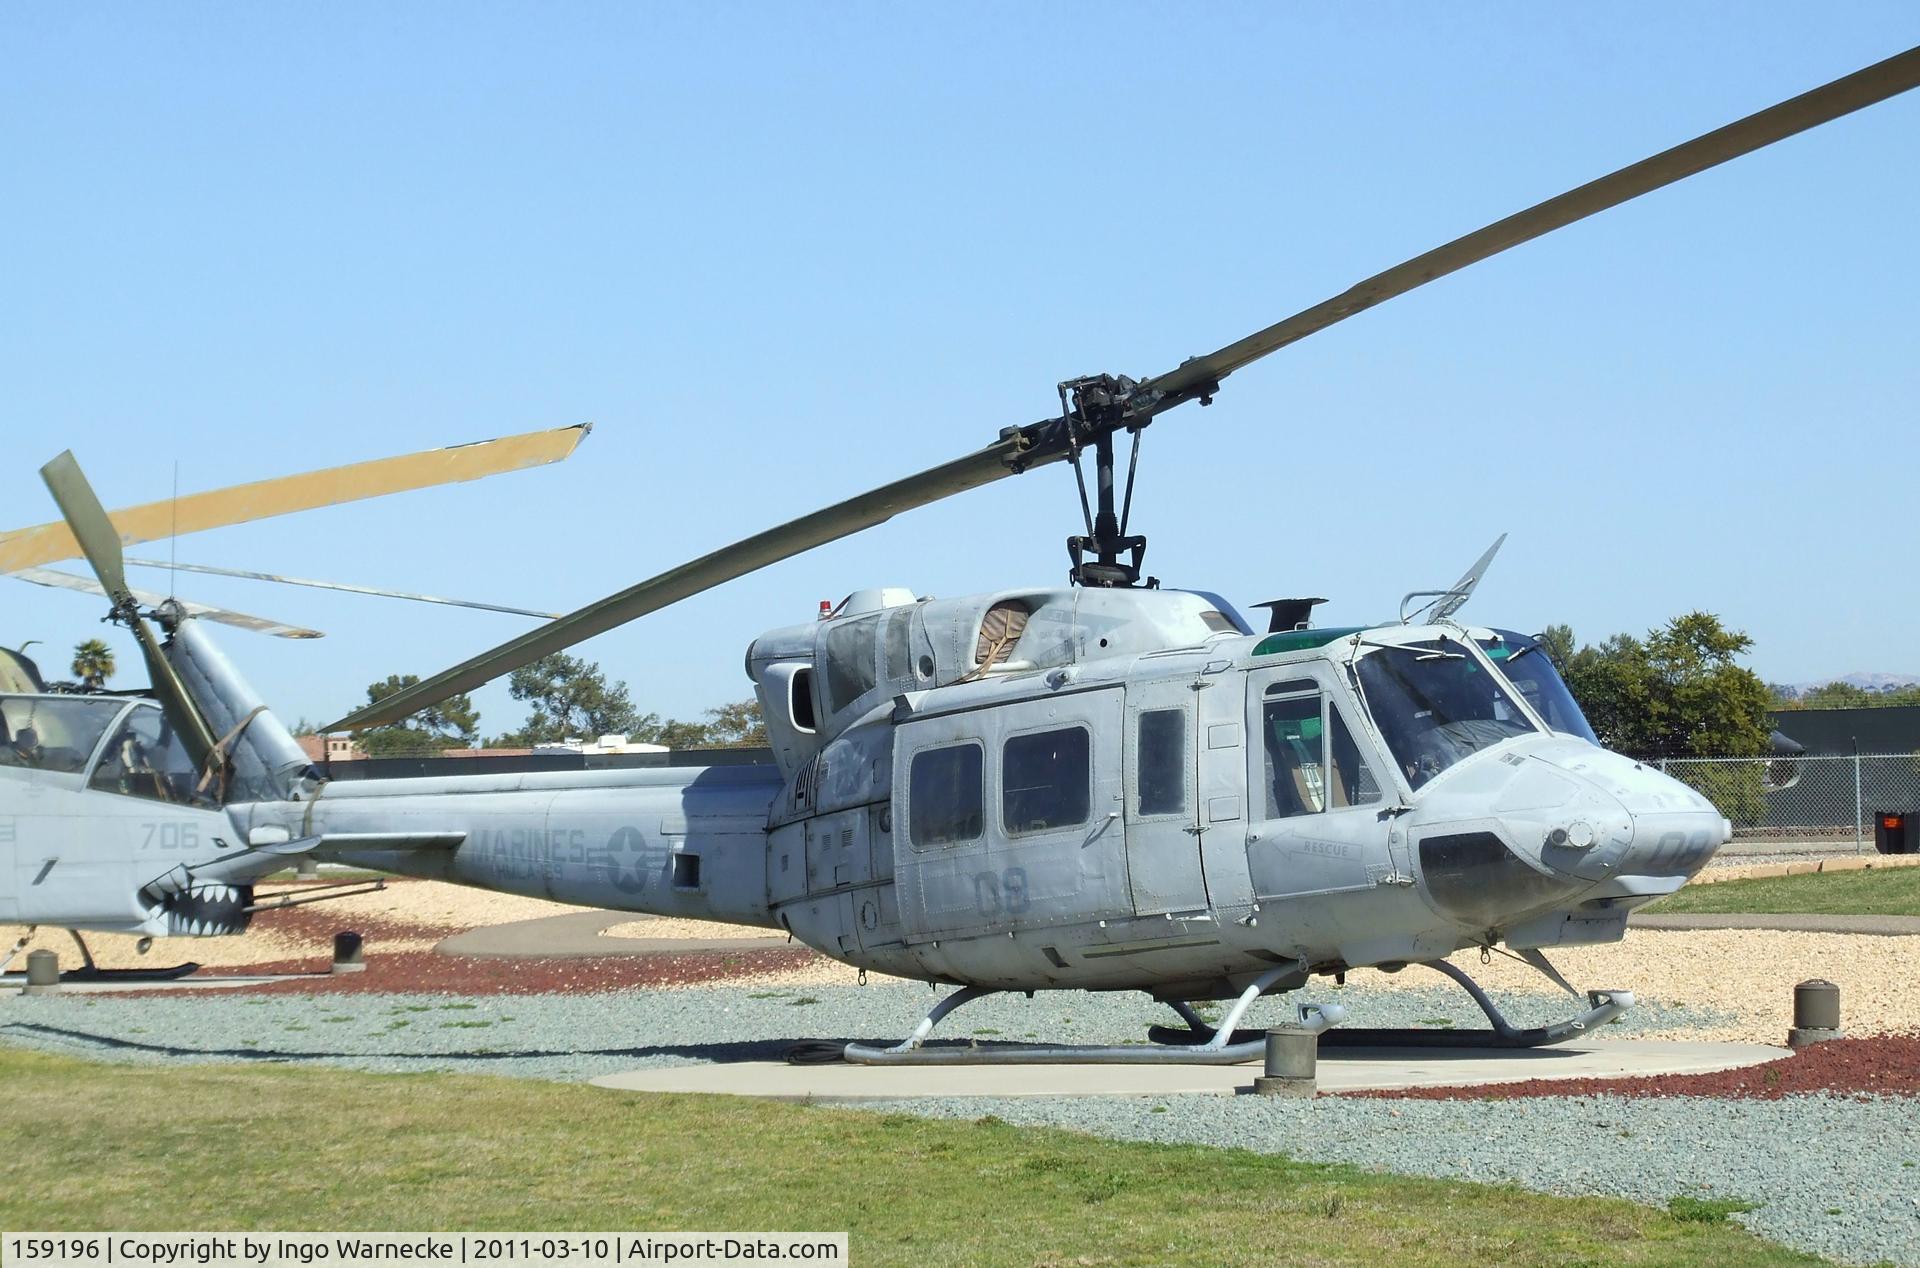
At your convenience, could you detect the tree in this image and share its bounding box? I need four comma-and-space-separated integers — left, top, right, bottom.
356, 673, 481, 756
1555, 613, 1773, 826
630, 700, 768, 750
1535, 624, 1577, 670
1641, 612, 1775, 758
698, 699, 767, 747
1557, 612, 1772, 759
490, 653, 640, 746
70, 638, 114, 688
1561, 633, 1658, 755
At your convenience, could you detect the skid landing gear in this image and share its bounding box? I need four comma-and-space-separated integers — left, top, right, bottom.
842, 965, 1343, 1066
838, 949, 1628, 1065
1149, 948, 1629, 1050
0, 929, 200, 985
1325, 950, 1632, 1049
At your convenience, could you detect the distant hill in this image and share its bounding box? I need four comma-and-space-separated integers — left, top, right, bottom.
1776, 673, 1920, 701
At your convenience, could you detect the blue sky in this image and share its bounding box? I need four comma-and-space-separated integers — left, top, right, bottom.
3, 5, 1917, 736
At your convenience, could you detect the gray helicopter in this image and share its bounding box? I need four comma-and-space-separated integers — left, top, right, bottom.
0, 428, 585, 970
11, 44, 1919, 1062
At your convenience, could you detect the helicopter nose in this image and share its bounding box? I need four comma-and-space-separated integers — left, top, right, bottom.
1411, 739, 1731, 933
1532, 745, 1729, 885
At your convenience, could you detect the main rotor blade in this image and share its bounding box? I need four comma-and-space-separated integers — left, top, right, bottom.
9, 567, 325, 639
0, 424, 588, 574
122, 558, 560, 620
38, 452, 221, 769
1144, 45, 1920, 401
39, 451, 133, 604
325, 435, 1038, 731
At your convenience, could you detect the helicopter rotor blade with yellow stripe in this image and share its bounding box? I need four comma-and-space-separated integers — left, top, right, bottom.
0, 423, 588, 574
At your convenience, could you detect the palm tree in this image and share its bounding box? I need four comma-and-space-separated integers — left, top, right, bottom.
71, 638, 115, 689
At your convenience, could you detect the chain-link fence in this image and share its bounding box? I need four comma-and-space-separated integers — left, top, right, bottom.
1659, 752, 1920, 845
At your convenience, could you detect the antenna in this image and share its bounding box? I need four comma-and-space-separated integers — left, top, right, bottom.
168, 460, 180, 599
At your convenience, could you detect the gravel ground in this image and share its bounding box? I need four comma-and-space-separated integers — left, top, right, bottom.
0, 979, 1731, 1079
856, 1090, 1920, 1267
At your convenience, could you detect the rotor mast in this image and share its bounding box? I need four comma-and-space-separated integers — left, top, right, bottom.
1050, 371, 1213, 588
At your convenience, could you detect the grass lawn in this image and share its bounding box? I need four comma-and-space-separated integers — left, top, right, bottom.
1653, 865, 1920, 916
0, 1049, 1813, 1266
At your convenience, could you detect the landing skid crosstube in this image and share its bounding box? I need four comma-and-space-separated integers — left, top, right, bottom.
836, 952, 1631, 1066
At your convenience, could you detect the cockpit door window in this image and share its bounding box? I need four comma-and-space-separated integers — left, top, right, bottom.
1260, 685, 1383, 819
88, 705, 214, 806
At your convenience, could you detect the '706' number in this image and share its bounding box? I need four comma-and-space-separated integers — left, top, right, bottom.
143, 822, 198, 850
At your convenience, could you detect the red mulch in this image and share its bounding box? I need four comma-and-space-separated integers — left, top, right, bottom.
1343, 1034, 1920, 1101
247, 887, 469, 944
94, 877, 831, 997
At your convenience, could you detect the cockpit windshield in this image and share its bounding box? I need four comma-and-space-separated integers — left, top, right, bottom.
1355, 637, 1537, 789
0, 695, 127, 774
1477, 630, 1600, 745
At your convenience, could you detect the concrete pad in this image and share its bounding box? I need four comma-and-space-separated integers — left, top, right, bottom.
1716, 839, 1858, 857
589, 1039, 1787, 1102
1, 973, 313, 996
437, 911, 783, 959
1634, 912, 1920, 935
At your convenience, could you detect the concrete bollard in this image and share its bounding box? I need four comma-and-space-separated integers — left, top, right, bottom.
1787, 979, 1841, 1049
1251, 1025, 1317, 1097
295, 856, 319, 879
331, 931, 366, 974
23, 949, 60, 996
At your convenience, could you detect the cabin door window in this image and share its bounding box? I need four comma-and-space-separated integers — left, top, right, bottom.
1001, 726, 1090, 837
1123, 679, 1208, 916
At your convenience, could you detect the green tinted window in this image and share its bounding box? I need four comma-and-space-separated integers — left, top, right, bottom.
1263, 695, 1325, 817
1263, 692, 1381, 817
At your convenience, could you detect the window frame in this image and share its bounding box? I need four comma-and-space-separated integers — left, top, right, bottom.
0, 694, 133, 779
1000, 722, 1093, 840
1256, 677, 1384, 821
86, 700, 216, 807
906, 739, 986, 851
1132, 706, 1190, 821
